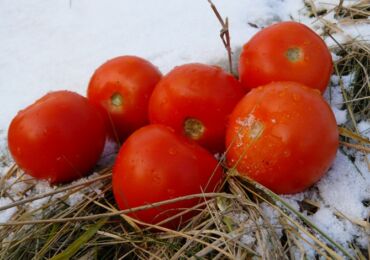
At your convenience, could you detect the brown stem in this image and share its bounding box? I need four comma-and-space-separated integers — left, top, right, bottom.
207, 0, 233, 74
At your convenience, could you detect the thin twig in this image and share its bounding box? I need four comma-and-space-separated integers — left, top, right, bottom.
340, 141, 370, 153
207, 0, 233, 74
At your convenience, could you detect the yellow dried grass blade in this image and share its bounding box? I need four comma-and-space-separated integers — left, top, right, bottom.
339, 127, 370, 144
50, 217, 108, 260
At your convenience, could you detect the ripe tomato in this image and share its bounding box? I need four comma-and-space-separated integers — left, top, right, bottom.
239, 21, 332, 93
87, 56, 162, 142
148, 63, 245, 153
226, 82, 338, 194
8, 91, 107, 184
113, 124, 223, 228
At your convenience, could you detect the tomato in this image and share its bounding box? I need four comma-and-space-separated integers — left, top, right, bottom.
87, 56, 162, 142
225, 82, 338, 194
112, 124, 223, 228
148, 63, 245, 153
8, 91, 107, 184
239, 21, 332, 93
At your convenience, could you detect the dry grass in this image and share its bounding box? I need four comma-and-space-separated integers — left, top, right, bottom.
0, 1, 369, 259
1, 164, 368, 259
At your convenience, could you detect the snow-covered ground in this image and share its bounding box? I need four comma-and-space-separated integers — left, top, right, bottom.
0, 0, 369, 257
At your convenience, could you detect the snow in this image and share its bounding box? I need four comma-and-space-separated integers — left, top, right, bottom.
325, 23, 370, 47
358, 120, 370, 139
0, 0, 343, 130
311, 207, 358, 247
331, 107, 347, 125
263, 149, 370, 254
0, 198, 16, 223
237, 114, 257, 128
0, 0, 254, 129
317, 151, 369, 219
0, 0, 369, 257
324, 69, 350, 125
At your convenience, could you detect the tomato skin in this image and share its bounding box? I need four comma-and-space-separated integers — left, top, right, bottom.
148, 63, 246, 153
226, 82, 338, 194
239, 21, 332, 93
112, 124, 223, 228
87, 56, 162, 142
8, 91, 107, 184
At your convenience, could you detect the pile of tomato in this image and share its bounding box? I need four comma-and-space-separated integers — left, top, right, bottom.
8, 21, 338, 228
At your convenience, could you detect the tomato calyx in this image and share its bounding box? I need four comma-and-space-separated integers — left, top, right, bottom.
285, 47, 303, 63
110, 92, 124, 107
183, 117, 205, 140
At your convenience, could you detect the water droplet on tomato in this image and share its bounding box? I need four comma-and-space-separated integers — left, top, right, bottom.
167, 188, 175, 198
168, 147, 177, 155
151, 171, 162, 184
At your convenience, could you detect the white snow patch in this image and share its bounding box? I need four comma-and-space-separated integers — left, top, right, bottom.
281, 195, 301, 212
296, 231, 316, 259
0, 198, 16, 223
326, 23, 370, 47
67, 192, 85, 206
332, 107, 347, 125
260, 203, 283, 238
27, 180, 56, 211
341, 73, 355, 90
358, 120, 370, 140
309, 206, 365, 253
324, 78, 348, 125
317, 150, 369, 219
0, 0, 298, 130
241, 233, 256, 246
0, 165, 11, 179
5, 176, 28, 198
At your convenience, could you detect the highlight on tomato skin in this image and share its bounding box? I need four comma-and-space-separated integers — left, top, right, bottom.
112, 124, 223, 229
148, 63, 246, 153
87, 55, 162, 143
238, 21, 333, 93
7, 91, 107, 184
225, 81, 339, 194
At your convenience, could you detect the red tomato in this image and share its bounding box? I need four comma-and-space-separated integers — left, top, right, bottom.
148, 63, 245, 153
8, 91, 107, 184
226, 82, 338, 194
87, 56, 162, 142
239, 21, 332, 93
113, 124, 223, 228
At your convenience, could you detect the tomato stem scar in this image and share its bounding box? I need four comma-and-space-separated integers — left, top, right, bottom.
184, 118, 205, 140
111, 92, 123, 107
285, 47, 303, 62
